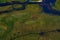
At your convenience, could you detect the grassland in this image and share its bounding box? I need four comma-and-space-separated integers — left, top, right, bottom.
0, 0, 60, 40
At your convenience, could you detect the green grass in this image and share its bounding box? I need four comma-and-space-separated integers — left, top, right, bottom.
0, 0, 60, 40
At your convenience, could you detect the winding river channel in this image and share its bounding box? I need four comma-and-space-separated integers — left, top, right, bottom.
0, 0, 60, 15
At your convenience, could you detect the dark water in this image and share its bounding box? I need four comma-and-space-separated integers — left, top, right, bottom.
0, 0, 60, 15
40, 0, 60, 15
